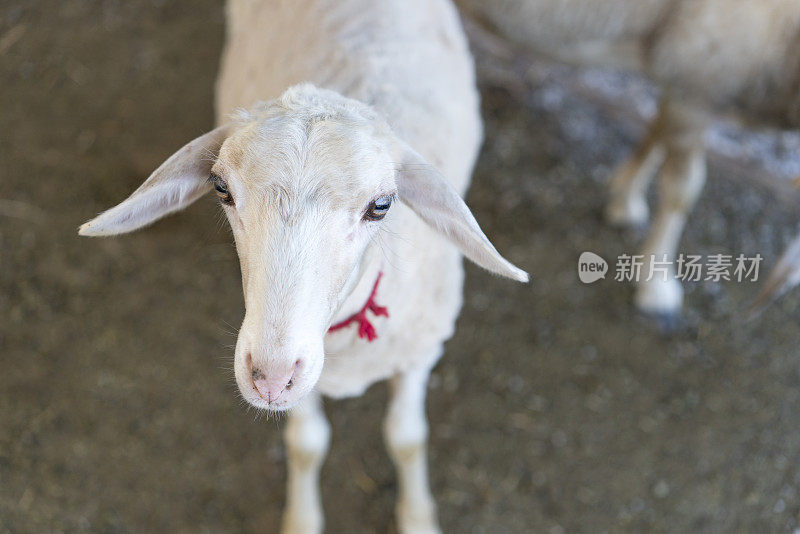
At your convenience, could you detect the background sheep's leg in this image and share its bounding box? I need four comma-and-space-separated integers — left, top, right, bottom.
384, 365, 440, 534
281, 393, 330, 534
605, 101, 668, 227
635, 100, 707, 316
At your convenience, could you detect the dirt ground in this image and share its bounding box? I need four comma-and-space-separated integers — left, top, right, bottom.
3, 1, 800, 533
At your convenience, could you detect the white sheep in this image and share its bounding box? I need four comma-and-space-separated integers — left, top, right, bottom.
459, 0, 800, 316
79, 0, 527, 532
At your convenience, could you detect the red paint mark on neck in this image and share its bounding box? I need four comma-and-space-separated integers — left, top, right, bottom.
328, 271, 388, 342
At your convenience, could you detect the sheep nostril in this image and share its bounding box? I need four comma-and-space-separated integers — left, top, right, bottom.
249, 359, 301, 403
286, 359, 302, 390
251, 366, 265, 381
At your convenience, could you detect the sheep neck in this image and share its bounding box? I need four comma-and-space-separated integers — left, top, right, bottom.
327, 271, 388, 342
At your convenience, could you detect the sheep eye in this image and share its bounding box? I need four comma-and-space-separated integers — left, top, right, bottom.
364, 195, 392, 221
209, 173, 233, 205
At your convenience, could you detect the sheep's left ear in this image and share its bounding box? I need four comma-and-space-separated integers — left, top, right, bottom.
79, 124, 230, 237
393, 140, 529, 282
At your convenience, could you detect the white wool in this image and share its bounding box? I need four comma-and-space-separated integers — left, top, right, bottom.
80, 2, 527, 532
214, 0, 502, 397
459, 0, 800, 315
458, 0, 800, 123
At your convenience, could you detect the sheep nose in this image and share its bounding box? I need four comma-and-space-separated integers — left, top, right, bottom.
249, 357, 299, 404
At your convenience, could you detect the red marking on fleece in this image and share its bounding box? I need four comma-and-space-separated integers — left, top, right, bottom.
327, 271, 388, 342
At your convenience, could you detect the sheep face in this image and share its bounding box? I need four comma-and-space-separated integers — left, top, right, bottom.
214, 100, 399, 411
79, 84, 527, 412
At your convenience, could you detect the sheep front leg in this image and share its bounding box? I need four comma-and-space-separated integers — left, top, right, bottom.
605, 105, 667, 227
384, 366, 440, 534
281, 392, 330, 534
636, 102, 707, 316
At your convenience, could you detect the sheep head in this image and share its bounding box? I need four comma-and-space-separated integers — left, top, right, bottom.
79, 84, 527, 410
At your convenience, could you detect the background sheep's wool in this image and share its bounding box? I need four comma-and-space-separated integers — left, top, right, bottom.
3, 1, 800, 532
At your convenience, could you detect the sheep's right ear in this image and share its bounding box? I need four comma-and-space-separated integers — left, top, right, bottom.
393, 139, 529, 282
79, 124, 229, 237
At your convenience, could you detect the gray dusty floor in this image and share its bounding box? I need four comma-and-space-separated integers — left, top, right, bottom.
3, 2, 800, 533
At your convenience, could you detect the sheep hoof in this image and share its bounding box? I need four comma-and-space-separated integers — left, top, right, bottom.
399, 520, 441, 534
397, 501, 441, 534
605, 195, 649, 228
635, 277, 683, 317
645, 309, 684, 334
280, 512, 322, 534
